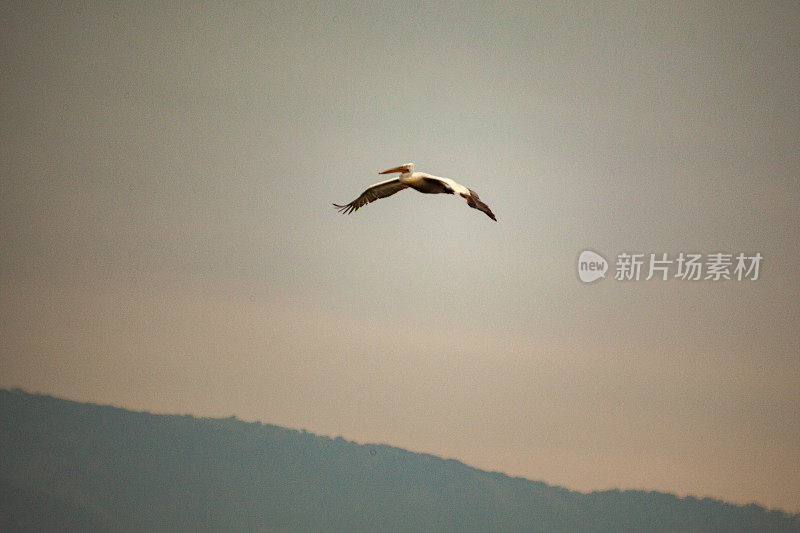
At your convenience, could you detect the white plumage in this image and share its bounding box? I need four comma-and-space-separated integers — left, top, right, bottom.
333, 163, 496, 221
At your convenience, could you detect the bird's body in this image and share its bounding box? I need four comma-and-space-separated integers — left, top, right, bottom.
333, 163, 496, 221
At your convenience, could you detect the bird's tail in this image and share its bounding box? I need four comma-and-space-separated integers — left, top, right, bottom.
462, 190, 497, 221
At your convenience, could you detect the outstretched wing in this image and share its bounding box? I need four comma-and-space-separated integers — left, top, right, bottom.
461, 188, 497, 221
333, 178, 409, 214
418, 174, 497, 221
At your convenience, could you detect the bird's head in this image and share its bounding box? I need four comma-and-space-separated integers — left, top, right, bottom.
379, 162, 414, 175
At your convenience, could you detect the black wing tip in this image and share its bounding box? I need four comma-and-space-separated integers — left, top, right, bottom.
332, 202, 357, 214
464, 190, 497, 221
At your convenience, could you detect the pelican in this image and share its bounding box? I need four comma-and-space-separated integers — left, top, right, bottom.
333, 163, 497, 221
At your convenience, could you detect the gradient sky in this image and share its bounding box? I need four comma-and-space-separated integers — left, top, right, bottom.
2, 1, 799, 513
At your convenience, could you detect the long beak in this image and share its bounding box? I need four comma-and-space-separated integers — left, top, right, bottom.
379, 165, 407, 175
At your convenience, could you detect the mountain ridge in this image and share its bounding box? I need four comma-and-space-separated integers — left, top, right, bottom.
1, 388, 798, 532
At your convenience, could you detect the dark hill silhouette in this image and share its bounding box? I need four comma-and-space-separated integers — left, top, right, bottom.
1, 389, 798, 532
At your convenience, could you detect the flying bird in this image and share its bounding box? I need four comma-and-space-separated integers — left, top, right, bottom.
333, 163, 497, 221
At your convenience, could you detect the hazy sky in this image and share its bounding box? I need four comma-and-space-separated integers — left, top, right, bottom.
2, 1, 799, 513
